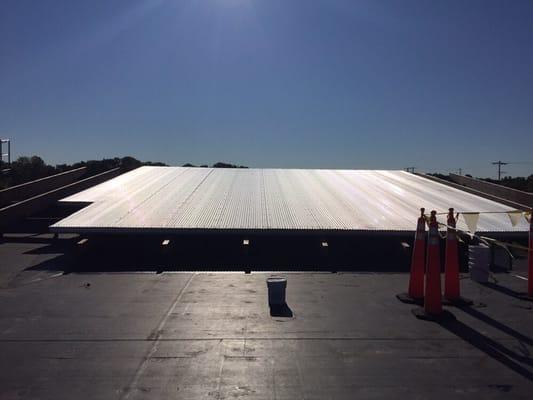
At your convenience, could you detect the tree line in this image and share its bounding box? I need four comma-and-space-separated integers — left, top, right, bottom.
1, 156, 529, 192
0, 156, 247, 189
430, 173, 533, 193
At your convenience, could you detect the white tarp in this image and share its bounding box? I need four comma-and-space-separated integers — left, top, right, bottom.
50, 167, 529, 234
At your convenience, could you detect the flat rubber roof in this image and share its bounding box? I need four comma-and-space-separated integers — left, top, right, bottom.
50, 167, 528, 234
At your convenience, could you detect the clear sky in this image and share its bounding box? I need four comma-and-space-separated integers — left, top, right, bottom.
1, 0, 532, 178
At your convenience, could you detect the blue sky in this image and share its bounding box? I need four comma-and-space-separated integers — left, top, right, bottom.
1, 0, 532, 178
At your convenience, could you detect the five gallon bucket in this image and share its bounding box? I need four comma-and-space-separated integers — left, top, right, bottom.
266, 276, 287, 306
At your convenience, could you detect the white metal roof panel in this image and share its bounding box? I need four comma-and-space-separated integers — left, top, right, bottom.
50, 166, 529, 233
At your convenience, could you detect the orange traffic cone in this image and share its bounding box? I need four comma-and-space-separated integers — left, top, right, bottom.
413, 210, 454, 321
397, 208, 426, 304
425, 211, 442, 314
527, 210, 533, 298
444, 208, 472, 306
518, 210, 533, 302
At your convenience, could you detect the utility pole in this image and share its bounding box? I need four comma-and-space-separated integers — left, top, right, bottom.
491, 160, 508, 181
1, 138, 11, 167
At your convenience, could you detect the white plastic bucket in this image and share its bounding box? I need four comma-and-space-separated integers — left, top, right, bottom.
266, 276, 287, 305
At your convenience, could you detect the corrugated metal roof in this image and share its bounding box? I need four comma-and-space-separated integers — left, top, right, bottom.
50, 166, 529, 233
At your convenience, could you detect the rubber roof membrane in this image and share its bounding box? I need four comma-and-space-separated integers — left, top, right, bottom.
50, 166, 529, 234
